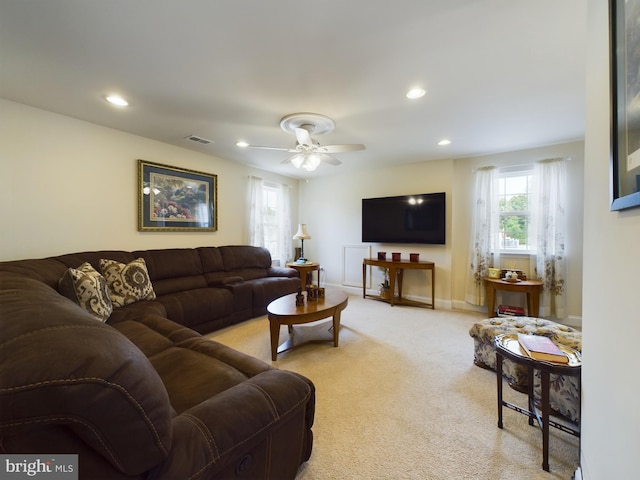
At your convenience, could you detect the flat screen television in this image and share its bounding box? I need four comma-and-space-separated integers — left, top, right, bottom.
361, 192, 446, 244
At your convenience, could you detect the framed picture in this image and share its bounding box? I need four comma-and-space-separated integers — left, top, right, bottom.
610, 0, 640, 210
138, 160, 217, 231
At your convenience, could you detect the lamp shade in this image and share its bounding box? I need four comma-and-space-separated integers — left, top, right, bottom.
290, 154, 305, 169
293, 224, 311, 240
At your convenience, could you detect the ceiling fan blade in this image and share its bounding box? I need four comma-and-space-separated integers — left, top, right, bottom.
294, 128, 313, 147
318, 153, 342, 166
245, 145, 296, 152
317, 143, 366, 153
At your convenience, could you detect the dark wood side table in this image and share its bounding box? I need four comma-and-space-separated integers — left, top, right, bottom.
286, 262, 320, 291
495, 334, 581, 472
362, 258, 435, 309
484, 277, 543, 317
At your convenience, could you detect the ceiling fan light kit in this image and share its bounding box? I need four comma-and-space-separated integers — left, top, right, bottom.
240, 112, 365, 172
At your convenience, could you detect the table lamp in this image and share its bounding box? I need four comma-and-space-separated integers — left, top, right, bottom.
293, 224, 311, 263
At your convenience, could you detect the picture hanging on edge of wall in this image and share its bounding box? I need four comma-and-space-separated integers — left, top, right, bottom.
610, 0, 640, 210
138, 159, 217, 231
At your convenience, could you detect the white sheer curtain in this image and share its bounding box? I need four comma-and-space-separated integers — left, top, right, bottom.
533, 158, 568, 318
465, 166, 501, 306
247, 176, 264, 247
279, 184, 293, 263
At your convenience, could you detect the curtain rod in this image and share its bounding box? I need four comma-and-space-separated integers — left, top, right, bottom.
472, 157, 571, 172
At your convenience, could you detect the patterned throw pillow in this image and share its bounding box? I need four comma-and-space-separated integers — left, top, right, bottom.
99, 258, 156, 308
58, 262, 113, 322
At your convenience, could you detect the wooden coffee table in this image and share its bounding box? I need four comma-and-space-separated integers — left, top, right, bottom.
267, 289, 348, 361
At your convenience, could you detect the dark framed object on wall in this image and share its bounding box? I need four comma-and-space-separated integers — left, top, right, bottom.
138, 160, 217, 231
610, 0, 640, 210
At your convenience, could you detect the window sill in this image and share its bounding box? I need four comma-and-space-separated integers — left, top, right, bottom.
499, 250, 536, 256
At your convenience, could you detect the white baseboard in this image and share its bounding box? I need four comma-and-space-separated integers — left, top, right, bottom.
330, 284, 582, 327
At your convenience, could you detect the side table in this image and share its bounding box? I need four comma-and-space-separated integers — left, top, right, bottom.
495, 334, 581, 472
286, 262, 320, 291
484, 277, 543, 317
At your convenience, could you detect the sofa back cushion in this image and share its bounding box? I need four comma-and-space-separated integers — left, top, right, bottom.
55, 251, 136, 271
197, 246, 228, 283
0, 258, 68, 289
0, 272, 173, 475
219, 246, 272, 280
134, 249, 208, 296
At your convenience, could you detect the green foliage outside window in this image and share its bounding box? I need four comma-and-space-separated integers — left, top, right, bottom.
499, 194, 529, 248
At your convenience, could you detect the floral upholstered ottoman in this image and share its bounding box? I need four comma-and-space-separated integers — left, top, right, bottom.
469, 316, 582, 423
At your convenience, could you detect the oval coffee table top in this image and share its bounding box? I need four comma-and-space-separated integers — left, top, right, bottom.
267, 289, 349, 318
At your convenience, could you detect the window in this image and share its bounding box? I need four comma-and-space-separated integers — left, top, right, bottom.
248, 177, 292, 265
262, 183, 280, 259
497, 166, 534, 252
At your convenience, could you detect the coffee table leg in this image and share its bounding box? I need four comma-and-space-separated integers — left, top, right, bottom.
269, 316, 280, 361
332, 309, 342, 347
497, 351, 504, 429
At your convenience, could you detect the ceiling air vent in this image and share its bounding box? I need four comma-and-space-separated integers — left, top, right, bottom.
184, 134, 213, 145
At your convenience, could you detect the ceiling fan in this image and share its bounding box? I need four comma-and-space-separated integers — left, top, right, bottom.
238, 113, 365, 171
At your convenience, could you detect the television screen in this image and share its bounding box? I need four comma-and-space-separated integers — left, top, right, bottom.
361, 192, 446, 244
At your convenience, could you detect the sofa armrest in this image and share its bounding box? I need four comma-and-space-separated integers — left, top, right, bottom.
152, 369, 315, 479
268, 267, 299, 278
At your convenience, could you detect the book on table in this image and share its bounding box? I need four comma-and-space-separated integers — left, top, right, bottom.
497, 304, 525, 316
517, 333, 569, 364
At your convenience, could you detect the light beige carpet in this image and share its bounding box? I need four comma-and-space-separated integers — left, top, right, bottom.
207, 292, 579, 480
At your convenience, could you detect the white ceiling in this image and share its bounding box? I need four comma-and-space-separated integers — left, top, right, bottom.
0, 0, 587, 179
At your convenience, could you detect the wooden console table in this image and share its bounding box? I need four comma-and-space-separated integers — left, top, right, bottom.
362, 258, 435, 309
484, 277, 543, 317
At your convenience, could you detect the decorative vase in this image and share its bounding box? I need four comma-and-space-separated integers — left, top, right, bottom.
379, 288, 392, 300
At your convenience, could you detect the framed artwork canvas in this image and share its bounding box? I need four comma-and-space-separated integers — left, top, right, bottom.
610, 0, 640, 210
138, 160, 217, 231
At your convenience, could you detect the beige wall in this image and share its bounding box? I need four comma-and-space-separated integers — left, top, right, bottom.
0, 99, 298, 261
581, 0, 640, 477
298, 160, 455, 306
300, 141, 584, 322
451, 141, 585, 322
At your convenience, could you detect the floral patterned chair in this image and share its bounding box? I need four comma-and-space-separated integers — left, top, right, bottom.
469, 316, 581, 423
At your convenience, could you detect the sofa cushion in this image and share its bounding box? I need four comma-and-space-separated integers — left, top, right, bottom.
219, 245, 271, 280
155, 287, 234, 333
58, 262, 113, 322
100, 258, 156, 307
0, 258, 68, 289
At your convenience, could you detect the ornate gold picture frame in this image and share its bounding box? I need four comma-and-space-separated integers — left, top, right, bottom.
138, 160, 217, 231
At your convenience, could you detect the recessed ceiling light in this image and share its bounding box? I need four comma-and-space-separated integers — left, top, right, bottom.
105, 94, 129, 107
236, 141, 249, 148
406, 88, 426, 99
438, 139, 451, 146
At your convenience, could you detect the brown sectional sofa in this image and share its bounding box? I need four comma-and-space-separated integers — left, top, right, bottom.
0, 246, 314, 479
